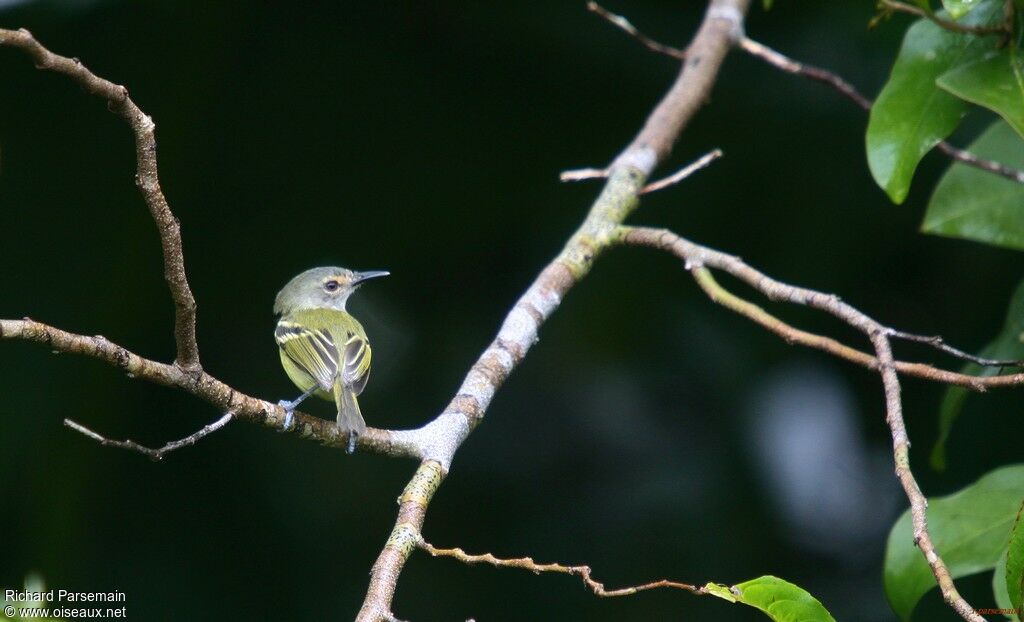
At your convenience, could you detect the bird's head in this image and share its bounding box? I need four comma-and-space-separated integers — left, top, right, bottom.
274, 266, 389, 314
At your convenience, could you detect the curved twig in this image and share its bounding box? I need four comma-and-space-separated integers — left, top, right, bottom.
0, 28, 200, 369
420, 539, 704, 598
65, 413, 234, 461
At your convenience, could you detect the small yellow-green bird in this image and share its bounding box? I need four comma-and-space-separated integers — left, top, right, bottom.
273, 266, 388, 453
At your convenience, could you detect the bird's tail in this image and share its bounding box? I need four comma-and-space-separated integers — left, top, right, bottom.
335, 382, 367, 453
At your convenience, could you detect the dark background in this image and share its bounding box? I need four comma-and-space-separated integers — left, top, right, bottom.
1, 2, 1020, 620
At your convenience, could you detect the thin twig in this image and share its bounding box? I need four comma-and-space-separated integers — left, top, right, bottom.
640, 149, 722, 193
888, 329, 1024, 367
738, 36, 1024, 184
686, 267, 1024, 389
738, 38, 871, 109
420, 539, 704, 598
878, 0, 1009, 36
586, 2, 688, 60
935, 142, 1024, 184
561, 149, 723, 194
64, 412, 234, 461
560, 167, 609, 182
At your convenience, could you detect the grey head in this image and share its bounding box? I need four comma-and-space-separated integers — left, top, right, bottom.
273, 266, 389, 315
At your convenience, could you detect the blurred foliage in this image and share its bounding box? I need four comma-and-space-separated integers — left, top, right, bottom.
1, 1, 1023, 620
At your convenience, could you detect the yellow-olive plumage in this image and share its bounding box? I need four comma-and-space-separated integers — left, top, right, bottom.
273, 266, 388, 451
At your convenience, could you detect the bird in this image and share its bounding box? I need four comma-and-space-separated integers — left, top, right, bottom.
272, 266, 389, 453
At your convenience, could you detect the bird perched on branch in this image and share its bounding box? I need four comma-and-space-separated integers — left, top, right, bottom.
273, 266, 389, 453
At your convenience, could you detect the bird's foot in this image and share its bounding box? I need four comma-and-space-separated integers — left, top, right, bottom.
346, 431, 358, 455
277, 399, 297, 431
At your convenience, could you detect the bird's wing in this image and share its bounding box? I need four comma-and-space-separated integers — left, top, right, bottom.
343, 335, 372, 396
275, 316, 372, 394
275, 319, 339, 391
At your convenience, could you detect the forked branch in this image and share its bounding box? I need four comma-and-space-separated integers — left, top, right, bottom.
618, 225, 992, 622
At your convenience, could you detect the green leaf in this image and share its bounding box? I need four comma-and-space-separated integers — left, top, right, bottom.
993, 551, 1018, 621
1007, 501, 1024, 615
942, 0, 985, 19
938, 48, 1024, 139
866, 1, 1001, 203
885, 464, 1024, 620
922, 120, 1024, 250
762, 0, 773, 10
705, 576, 836, 622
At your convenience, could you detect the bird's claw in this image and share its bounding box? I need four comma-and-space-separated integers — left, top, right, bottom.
277, 399, 296, 431
346, 432, 358, 455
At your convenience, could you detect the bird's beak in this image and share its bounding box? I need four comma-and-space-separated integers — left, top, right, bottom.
352, 270, 390, 286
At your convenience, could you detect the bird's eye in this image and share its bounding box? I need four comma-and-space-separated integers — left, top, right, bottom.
324, 280, 340, 292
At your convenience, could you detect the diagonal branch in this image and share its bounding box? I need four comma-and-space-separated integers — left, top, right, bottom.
65, 413, 234, 461
0, 28, 200, 370
585, 1, 688, 61
355, 2, 751, 619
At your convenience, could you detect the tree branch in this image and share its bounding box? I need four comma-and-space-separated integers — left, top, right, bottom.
0, 318, 425, 459
3, 6, 1018, 622
64, 413, 234, 461
868, 332, 984, 622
